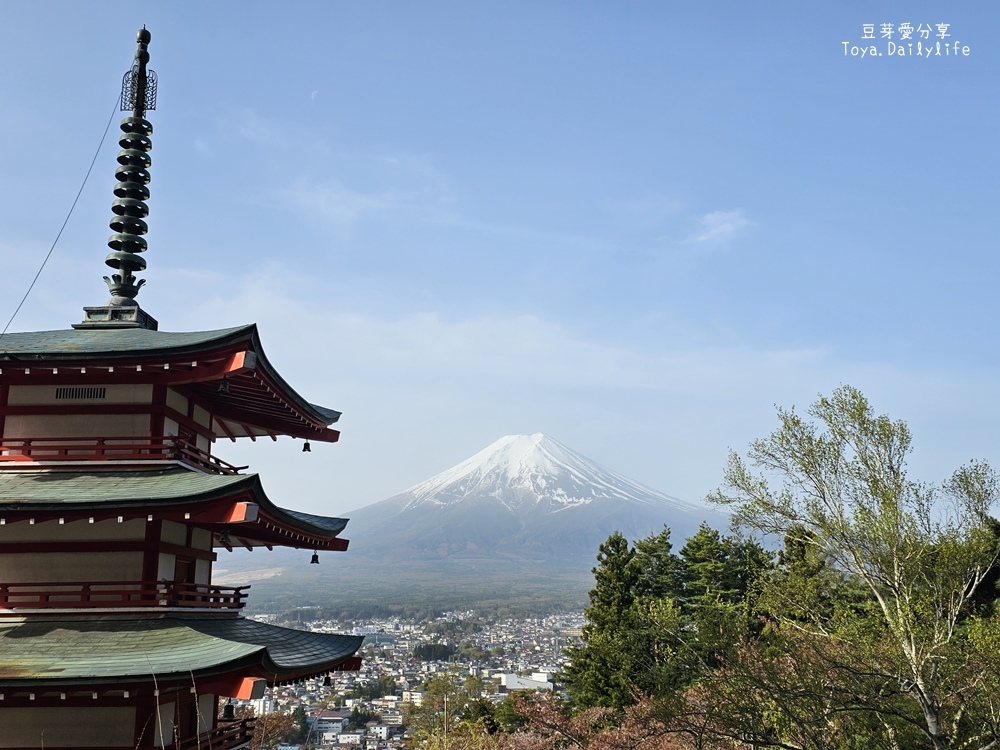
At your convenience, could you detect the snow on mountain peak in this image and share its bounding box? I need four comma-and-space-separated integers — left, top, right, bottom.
396, 433, 694, 514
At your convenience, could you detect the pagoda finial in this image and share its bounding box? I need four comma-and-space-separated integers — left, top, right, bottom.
76, 28, 159, 330
103, 28, 157, 307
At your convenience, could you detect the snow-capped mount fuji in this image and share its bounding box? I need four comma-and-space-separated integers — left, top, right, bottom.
341, 434, 723, 570
399, 434, 695, 514
216, 434, 729, 607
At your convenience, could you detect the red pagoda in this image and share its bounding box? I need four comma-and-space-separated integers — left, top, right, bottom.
0, 29, 363, 749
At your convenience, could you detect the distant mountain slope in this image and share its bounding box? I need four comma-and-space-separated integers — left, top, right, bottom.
340, 434, 724, 569
393, 433, 697, 513
217, 434, 728, 600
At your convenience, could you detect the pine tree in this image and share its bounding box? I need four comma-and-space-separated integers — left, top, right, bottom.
563, 532, 640, 709
584, 531, 638, 632
631, 525, 684, 600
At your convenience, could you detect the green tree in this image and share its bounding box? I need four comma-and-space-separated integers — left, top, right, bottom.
491, 694, 528, 734
679, 523, 755, 607
631, 525, 683, 600
563, 532, 643, 709
348, 673, 398, 701
457, 640, 491, 662
414, 643, 457, 661
462, 674, 485, 699
709, 385, 1000, 749
563, 526, 758, 711
348, 705, 381, 730
585, 531, 639, 632
405, 673, 469, 745
290, 704, 309, 743
676, 523, 770, 665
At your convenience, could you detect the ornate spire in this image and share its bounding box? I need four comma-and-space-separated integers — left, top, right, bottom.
77, 28, 159, 330
104, 27, 156, 306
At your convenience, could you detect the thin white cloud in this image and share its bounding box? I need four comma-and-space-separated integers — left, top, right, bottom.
236, 108, 289, 149
161, 271, 1000, 517
285, 179, 401, 227
180, 273, 829, 396
689, 209, 751, 245
268, 150, 458, 232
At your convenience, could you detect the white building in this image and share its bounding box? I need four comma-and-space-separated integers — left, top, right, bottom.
498, 673, 553, 692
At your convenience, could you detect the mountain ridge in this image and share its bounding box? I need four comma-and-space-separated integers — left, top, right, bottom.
339, 433, 723, 568
218, 433, 727, 611
371, 433, 703, 516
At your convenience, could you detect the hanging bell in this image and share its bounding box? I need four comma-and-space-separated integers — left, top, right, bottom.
222, 700, 235, 721
302, 441, 311, 453
310, 551, 320, 565
218, 377, 231, 395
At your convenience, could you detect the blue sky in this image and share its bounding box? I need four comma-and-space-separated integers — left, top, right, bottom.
0, 3, 998, 520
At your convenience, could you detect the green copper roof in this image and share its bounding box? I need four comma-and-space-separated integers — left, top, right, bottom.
0, 325, 253, 358
0, 468, 249, 506
0, 324, 340, 429
0, 616, 364, 686
284, 508, 353, 534
0, 468, 350, 537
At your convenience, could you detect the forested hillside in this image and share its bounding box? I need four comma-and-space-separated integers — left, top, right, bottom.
423, 387, 1000, 750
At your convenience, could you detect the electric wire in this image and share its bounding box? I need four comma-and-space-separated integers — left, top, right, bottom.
0, 97, 121, 340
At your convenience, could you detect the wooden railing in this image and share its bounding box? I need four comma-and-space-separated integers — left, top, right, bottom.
0, 580, 249, 610
0, 436, 246, 475
0, 717, 256, 750
169, 718, 257, 750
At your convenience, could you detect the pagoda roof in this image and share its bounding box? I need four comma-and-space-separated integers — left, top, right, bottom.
0, 468, 350, 550
0, 615, 364, 687
0, 325, 253, 356
0, 324, 341, 442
